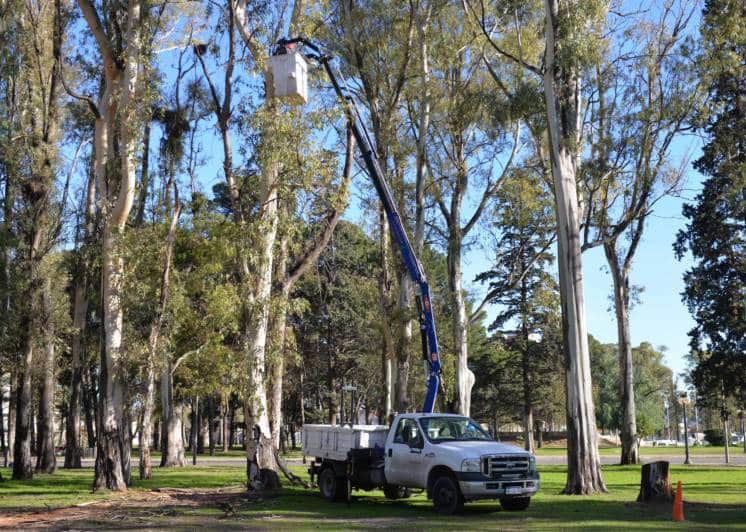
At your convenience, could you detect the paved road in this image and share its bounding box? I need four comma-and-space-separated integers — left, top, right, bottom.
536, 453, 746, 466
80, 453, 746, 468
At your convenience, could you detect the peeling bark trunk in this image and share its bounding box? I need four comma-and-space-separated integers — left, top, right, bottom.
244, 178, 279, 486
36, 279, 57, 474
269, 235, 289, 450
605, 240, 638, 465
448, 229, 474, 416
78, 0, 143, 492
543, 0, 605, 494
379, 209, 396, 419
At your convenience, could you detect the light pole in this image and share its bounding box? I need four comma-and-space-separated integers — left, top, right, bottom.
663, 396, 671, 441
738, 409, 745, 454
678, 392, 692, 465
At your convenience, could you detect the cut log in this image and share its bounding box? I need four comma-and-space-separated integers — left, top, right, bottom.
637, 460, 673, 502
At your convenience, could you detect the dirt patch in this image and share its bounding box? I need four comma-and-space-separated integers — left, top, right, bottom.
0, 485, 267, 530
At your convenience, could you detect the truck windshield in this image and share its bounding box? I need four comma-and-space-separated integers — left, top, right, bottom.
419, 417, 492, 443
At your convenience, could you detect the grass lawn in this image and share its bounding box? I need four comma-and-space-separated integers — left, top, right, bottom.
1, 464, 744, 529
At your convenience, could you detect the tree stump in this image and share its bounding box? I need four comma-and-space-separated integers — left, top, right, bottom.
637, 461, 673, 502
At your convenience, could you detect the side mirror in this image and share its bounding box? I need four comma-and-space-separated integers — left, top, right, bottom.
410, 433, 424, 449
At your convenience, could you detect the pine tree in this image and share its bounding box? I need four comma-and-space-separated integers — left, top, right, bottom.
674, 0, 746, 401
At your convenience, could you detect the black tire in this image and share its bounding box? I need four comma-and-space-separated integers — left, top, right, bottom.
383, 484, 412, 500
319, 467, 347, 502
500, 496, 531, 511
432, 475, 464, 515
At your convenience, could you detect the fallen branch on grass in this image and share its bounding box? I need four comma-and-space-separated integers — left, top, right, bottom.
274, 450, 312, 488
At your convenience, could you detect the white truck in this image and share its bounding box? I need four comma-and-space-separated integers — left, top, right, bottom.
303, 413, 540, 514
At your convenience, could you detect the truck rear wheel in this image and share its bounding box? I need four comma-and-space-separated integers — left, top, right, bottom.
319, 467, 347, 502
383, 484, 411, 500
500, 496, 531, 511
432, 475, 464, 515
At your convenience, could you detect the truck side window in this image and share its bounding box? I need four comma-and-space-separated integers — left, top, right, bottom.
394, 419, 416, 444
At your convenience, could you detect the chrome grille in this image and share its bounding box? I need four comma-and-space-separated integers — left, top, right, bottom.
482, 454, 530, 477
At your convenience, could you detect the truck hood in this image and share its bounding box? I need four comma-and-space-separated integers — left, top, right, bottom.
433, 440, 530, 457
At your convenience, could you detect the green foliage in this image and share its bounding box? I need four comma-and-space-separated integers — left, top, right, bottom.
703, 428, 725, 446
472, 171, 563, 428
590, 338, 673, 437
674, 0, 746, 404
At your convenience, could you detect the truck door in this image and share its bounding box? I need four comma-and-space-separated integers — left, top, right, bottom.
385, 418, 425, 488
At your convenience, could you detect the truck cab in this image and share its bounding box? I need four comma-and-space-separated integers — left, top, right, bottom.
385, 413, 539, 513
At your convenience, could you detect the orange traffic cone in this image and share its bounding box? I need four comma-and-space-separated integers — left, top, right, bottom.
672, 480, 685, 522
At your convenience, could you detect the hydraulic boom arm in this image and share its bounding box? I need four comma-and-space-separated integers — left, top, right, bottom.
273, 37, 442, 413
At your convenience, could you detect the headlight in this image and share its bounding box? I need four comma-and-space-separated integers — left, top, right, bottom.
529, 455, 536, 472
461, 458, 481, 473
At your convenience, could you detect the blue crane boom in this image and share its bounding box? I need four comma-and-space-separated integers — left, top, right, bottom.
272, 37, 442, 413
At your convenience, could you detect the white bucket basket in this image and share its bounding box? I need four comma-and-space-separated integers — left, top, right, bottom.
268, 51, 308, 105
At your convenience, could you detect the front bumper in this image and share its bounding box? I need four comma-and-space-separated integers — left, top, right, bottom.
456, 472, 540, 500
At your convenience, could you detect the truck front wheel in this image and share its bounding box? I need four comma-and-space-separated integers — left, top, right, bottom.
500, 496, 531, 511
319, 467, 347, 502
432, 475, 464, 515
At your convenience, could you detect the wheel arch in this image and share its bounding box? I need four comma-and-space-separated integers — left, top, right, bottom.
426, 465, 457, 499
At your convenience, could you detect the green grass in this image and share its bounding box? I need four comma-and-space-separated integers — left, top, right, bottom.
1, 464, 744, 529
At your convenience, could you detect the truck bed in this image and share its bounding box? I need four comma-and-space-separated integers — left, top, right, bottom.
302, 424, 388, 461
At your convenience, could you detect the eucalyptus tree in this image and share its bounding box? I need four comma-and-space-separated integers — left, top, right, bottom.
463, 0, 608, 492
223, 0, 313, 484
580, 3, 698, 465
75, 0, 147, 491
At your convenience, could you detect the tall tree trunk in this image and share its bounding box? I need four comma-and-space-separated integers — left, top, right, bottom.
65, 277, 86, 468
13, 246, 41, 480
448, 231, 474, 416
94, 228, 129, 490
36, 279, 57, 474
522, 313, 535, 453
77, 0, 143, 492
13, 334, 35, 480
159, 365, 185, 467
0, 371, 5, 467
7, 373, 15, 465
1, 138, 12, 468
65, 169, 95, 469
243, 168, 280, 486
83, 364, 96, 448
222, 394, 229, 452
379, 209, 395, 419
139, 185, 180, 479
543, 0, 605, 494
208, 396, 216, 456
605, 241, 639, 465
269, 236, 289, 450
